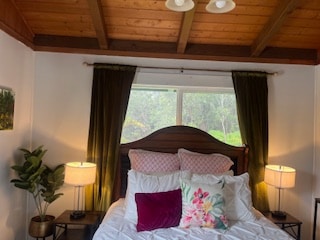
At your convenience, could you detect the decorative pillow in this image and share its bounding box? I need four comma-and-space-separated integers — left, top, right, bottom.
179, 179, 228, 229
178, 148, 234, 174
135, 189, 182, 232
124, 169, 191, 223
129, 149, 180, 173
191, 172, 256, 221
216, 170, 234, 176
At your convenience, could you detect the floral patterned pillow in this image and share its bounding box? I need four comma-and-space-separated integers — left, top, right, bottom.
179, 179, 228, 229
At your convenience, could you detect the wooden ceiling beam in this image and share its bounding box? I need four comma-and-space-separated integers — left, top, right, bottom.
177, 0, 198, 54
32, 35, 318, 65
251, 0, 300, 57
86, 0, 108, 49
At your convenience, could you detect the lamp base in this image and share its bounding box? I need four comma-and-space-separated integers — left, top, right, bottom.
70, 211, 86, 220
271, 211, 287, 219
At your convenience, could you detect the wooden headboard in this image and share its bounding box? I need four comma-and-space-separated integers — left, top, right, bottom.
114, 125, 249, 200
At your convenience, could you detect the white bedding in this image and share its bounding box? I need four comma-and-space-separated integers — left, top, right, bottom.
93, 199, 294, 240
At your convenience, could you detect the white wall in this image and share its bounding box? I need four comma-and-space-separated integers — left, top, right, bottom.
314, 65, 320, 239
32, 52, 315, 239
29, 53, 94, 224
0, 31, 34, 240
268, 65, 315, 239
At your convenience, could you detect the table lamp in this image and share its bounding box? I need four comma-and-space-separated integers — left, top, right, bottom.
64, 162, 96, 219
264, 164, 296, 218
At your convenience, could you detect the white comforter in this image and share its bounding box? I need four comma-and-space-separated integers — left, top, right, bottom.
93, 199, 294, 240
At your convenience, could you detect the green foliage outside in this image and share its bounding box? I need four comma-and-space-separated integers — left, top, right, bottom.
121, 88, 242, 146
0, 89, 15, 130
209, 130, 242, 146
183, 92, 242, 146
121, 89, 176, 143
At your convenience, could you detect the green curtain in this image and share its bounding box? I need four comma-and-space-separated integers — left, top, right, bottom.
232, 71, 269, 212
85, 63, 136, 211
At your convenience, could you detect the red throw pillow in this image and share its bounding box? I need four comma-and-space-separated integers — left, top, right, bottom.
135, 189, 182, 232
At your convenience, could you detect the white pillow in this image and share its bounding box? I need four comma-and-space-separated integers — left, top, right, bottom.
217, 170, 234, 176
124, 169, 192, 223
191, 172, 256, 221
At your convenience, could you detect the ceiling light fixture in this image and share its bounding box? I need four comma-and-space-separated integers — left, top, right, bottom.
206, 0, 236, 13
165, 0, 195, 12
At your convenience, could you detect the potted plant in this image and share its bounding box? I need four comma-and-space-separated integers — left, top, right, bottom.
10, 145, 65, 238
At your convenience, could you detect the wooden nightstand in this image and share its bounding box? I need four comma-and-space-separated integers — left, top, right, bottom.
53, 210, 106, 240
263, 212, 302, 240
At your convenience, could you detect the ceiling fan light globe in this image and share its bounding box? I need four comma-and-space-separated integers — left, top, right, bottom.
165, 0, 194, 12
215, 1, 226, 9
206, 0, 236, 13
174, 0, 185, 7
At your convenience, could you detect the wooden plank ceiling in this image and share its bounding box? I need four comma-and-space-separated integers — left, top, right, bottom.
0, 0, 319, 65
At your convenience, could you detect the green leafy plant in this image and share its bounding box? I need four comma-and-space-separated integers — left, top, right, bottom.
11, 145, 65, 222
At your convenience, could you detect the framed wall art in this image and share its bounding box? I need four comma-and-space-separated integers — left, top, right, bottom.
0, 87, 15, 130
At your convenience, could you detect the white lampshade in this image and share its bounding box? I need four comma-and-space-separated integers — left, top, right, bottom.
206, 0, 236, 13
264, 165, 296, 189
64, 162, 96, 186
165, 0, 195, 12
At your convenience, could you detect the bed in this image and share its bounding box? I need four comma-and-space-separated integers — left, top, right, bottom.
93, 126, 294, 240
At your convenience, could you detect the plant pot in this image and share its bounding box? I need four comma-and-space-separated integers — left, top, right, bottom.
28, 215, 55, 238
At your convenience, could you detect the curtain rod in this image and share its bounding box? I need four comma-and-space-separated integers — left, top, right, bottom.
82, 62, 278, 76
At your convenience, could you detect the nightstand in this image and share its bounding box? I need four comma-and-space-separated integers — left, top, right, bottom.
53, 210, 106, 240
263, 212, 302, 240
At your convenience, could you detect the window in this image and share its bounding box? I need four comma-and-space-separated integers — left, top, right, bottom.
121, 86, 242, 146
